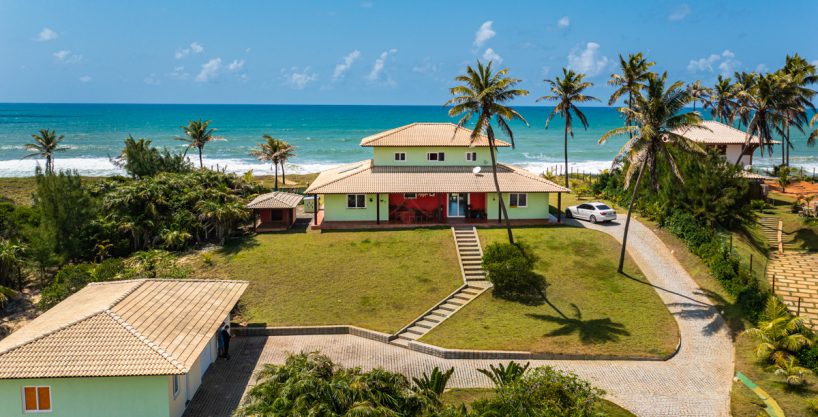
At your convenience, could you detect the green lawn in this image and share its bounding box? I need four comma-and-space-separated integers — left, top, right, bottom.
441, 388, 635, 416
190, 228, 462, 333
421, 227, 679, 358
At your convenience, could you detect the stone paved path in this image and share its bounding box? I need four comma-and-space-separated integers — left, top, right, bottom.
768, 251, 818, 327
185, 218, 734, 417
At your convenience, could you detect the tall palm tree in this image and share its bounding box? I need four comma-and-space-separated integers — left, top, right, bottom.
607, 53, 655, 135
810, 113, 818, 147
600, 73, 704, 272
710, 75, 736, 123
275, 141, 296, 186
250, 135, 283, 189
24, 129, 67, 173
732, 71, 759, 129
687, 80, 712, 112
446, 60, 529, 244
538, 68, 599, 189
780, 54, 817, 165
734, 72, 786, 165
176, 119, 222, 168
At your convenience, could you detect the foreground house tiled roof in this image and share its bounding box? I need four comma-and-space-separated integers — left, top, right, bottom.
359, 122, 512, 147
246, 191, 303, 209
305, 160, 570, 194
0, 279, 248, 379
671, 120, 779, 145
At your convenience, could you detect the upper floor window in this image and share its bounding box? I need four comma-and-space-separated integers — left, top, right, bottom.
347, 194, 366, 209
509, 193, 527, 208
23, 386, 51, 413
394, 152, 406, 161
427, 152, 445, 162
466, 152, 477, 162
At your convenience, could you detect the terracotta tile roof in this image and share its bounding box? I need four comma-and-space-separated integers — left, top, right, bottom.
359, 123, 511, 147
671, 120, 780, 145
0, 279, 248, 379
246, 192, 303, 209
304, 160, 569, 194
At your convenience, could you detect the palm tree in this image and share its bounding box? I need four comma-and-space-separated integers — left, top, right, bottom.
733, 72, 786, 165
600, 72, 704, 273
607, 53, 655, 135
275, 141, 296, 187
24, 129, 67, 173
687, 80, 712, 111
780, 54, 817, 165
176, 119, 222, 168
745, 297, 812, 366
538, 68, 599, 189
445, 60, 529, 244
810, 113, 818, 146
710, 75, 736, 123
250, 135, 283, 189
732, 71, 759, 129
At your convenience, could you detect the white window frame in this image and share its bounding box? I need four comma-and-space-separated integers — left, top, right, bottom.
509, 193, 528, 208
22, 385, 52, 414
172, 375, 180, 399
346, 194, 367, 209
466, 151, 477, 162
426, 152, 445, 162
394, 152, 406, 161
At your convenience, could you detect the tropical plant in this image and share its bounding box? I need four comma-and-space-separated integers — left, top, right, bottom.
116, 135, 192, 178
773, 356, 811, 386
412, 367, 454, 406
732, 72, 790, 165
176, 119, 223, 168
779, 54, 817, 165
446, 60, 529, 244
599, 72, 704, 272
811, 112, 818, 146
0, 239, 25, 290
482, 242, 547, 302
687, 80, 712, 111
33, 168, 95, 262
477, 361, 530, 387
778, 165, 793, 193
745, 297, 812, 366
276, 140, 296, 186
250, 135, 295, 190
607, 52, 655, 134
539, 68, 599, 189
23, 129, 67, 173
0, 284, 16, 307
732, 71, 759, 129
710, 75, 736, 123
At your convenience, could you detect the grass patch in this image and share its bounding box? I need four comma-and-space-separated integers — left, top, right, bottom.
441, 388, 635, 416
0, 177, 38, 205
189, 228, 462, 333
421, 227, 679, 358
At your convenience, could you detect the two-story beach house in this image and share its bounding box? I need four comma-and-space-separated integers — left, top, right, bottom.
671, 120, 779, 167
305, 123, 569, 228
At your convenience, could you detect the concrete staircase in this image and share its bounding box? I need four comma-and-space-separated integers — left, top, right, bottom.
390, 227, 491, 347
760, 217, 779, 249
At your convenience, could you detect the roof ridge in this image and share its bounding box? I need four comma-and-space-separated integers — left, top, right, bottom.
104, 310, 188, 373
306, 160, 373, 194
360, 123, 418, 145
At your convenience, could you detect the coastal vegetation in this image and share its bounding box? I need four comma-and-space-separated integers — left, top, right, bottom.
23, 129, 67, 174
250, 135, 296, 190
177, 119, 223, 168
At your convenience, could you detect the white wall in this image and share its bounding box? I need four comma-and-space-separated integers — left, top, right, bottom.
725, 144, 752, 167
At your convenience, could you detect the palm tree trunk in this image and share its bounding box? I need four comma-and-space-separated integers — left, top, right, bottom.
487, 126, 514, 245
563, 125, 569, 190
281, 161, 286, 186
46, 154, 53, 174
786, 126, 790, 166
198, 147, 204, 169
618, 158, 647, 273
274, 163, 279, 191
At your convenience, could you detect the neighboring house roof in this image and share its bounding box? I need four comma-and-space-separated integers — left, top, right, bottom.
0, 279, 248, 379
305, 160, 569, 194
740, 170, 774, 180
246, 191, 303, 209
359, 123, 512, 147
671, 120, 780, 145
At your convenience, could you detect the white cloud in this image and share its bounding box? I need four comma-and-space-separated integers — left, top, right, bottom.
190, 42, 204, 54
36, 27, 58, 42
79, 75, 92, 83
333, 50, 361, 80
473, 21, 495, 48
169, 66, 189, 80
53, 50, 82, 64
567, 42, 608, 76
687, 50, 740, 75
482, 48, 502, 64
367, 48, 397, 81
668, 4, 691, 21
282, 66, 318, 89
228, 59, 245, 72
195, 58, 222, 83
557, 16, 570, 28
175, 42, 204, 59
412, 57, 439, 75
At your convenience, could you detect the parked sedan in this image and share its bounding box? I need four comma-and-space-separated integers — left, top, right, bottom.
566, 202, 617, 223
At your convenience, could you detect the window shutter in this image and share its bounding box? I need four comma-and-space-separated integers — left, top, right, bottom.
37, 387, 51, 410
23, 387, 37, 411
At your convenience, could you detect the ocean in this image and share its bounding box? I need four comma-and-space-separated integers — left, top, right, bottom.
0, 103, 815, 177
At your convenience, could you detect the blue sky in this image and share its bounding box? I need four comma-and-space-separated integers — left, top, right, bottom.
0, 0, 816, 105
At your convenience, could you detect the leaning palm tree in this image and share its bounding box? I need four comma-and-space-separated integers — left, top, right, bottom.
710, 75, 736, 123
250, 135, 283, 189
607, 53, 655, 135
446, 60, 529, 244
732, 71, 759, 129
275, 141, 296, 187
24, 129, 67, 173
779, 54, 817, 164
538, 68, 599, 189
734, 72, 786, 165
600, 72, 704, 272
176, 119, 222, 168
687, 80, 712, 112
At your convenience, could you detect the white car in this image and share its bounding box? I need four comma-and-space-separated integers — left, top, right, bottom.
566, 202, 617, 223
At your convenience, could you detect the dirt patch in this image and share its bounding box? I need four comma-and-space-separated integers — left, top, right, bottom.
0, 288, 42, 340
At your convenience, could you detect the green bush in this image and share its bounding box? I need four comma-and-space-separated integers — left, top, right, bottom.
482, 243, 547, 302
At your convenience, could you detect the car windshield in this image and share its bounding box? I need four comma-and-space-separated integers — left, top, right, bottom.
595, 204, 611, 210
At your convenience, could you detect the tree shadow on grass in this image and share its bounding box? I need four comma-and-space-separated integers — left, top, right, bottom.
217, 236, 261, 256
526, 304, 631, 345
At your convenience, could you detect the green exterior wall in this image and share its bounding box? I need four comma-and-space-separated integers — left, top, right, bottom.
323, 193, 388, 222
0, 376, 169, 417
486, 192, 550, 220
373, 147, 495, 166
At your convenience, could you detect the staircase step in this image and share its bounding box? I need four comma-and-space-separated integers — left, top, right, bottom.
461, 288, 480, 296
446, 299, 465, 306
391, 338, 410, 347
431, 308, 452, 316
399, 331, 422, 340
406, 325, 427, 335
437, 304, 457, 312
415, 319, 438, 329
424, 315, 442, 323
441, 302, 462, 310
453, 294, 472, 302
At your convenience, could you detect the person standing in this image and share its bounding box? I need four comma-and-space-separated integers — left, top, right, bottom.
219, 324, 232, 360
216, 325, 225, 358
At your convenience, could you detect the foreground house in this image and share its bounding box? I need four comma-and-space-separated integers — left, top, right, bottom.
305, 123, 569, 228
0, 279, 248, 417
246, 191, 303, 231
672, 120, 779, 167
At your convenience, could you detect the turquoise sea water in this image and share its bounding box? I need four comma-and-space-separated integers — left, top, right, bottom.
0, 103, 815, 177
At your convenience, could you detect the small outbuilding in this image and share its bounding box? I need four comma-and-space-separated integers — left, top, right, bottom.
246, 191, 303, 231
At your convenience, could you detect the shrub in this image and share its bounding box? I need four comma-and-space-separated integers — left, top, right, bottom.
482, 243, 547, 302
